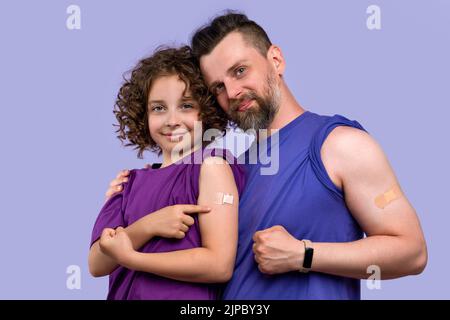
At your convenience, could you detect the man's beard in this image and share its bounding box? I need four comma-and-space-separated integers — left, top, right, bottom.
228, 73, 281, 132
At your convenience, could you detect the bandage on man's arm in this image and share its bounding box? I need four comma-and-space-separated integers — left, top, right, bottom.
374, 184, 401, 209
310, 126, 428, 280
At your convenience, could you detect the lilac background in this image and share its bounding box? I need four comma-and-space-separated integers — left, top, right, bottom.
0, 0, 448, 299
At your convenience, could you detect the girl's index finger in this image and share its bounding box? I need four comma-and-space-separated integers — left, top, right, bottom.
182, 205, 211, 214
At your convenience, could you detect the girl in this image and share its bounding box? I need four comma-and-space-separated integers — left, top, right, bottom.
88, 46, 245, 300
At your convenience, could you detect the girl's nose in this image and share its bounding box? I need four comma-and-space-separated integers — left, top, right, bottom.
164, 110, 180, 128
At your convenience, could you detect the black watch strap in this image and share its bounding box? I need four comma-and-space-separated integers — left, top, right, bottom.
299, 239, 314, 273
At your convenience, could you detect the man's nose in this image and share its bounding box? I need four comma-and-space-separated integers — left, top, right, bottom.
224, 79, 242, 100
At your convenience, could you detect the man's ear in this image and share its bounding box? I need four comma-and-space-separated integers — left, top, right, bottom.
267, 45, 285, 76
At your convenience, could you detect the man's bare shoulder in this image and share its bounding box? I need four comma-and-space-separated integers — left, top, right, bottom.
321, 126, 386, 187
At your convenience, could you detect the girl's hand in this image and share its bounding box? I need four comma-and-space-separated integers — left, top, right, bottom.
145, 205, 211, 239
99, 227, 134, 264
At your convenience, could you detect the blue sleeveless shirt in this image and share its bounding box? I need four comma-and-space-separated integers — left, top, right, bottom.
223, 111, 366, 300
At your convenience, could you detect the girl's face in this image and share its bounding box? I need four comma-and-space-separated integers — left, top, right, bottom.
147, 74, 201, 159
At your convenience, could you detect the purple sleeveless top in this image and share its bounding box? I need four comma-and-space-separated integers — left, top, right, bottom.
223, 112, 366, 300
90, 148, 245, 300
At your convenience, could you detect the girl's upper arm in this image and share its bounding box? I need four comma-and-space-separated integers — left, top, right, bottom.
197, 157, 240, 262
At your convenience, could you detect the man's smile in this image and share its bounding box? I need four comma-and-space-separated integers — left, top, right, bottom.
237, 99, 254, 112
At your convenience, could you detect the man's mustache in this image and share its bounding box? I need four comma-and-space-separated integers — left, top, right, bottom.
229, 92, 259, 112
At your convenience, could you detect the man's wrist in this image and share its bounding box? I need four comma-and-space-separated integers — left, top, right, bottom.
290, 239, 305, 272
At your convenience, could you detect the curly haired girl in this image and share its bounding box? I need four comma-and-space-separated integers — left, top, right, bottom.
88, 46, 245, 300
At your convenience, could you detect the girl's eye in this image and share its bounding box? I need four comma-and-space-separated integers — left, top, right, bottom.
181, 103, 194, 110
236, 67, 246, 77
151, 105, 165, 112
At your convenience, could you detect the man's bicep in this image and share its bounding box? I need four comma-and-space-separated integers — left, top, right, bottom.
324, 127, 420, 237
197, 157, 239, 254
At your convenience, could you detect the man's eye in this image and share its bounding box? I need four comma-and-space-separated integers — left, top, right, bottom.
214, 84, 224, 95
236, 67, 246, 77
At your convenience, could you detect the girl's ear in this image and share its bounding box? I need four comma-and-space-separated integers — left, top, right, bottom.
267, 45, 285, 76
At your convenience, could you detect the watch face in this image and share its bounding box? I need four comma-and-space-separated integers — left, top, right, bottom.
303, 247, 314, 269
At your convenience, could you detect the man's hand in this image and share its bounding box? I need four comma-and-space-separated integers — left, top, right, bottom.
145, 205, 211, 239
98, 227, 134, 265
104, 169, 130, 201
104, 165, 154, 201
252, 225, 304, 275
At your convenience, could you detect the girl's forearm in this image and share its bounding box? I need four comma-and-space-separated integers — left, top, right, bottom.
125, 215, 155, 250
88, 215, 154, 277
122, 248, 234, 283
88, 241, 119, 277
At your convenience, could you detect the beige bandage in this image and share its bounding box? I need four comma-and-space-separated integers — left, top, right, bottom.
375, 185, 401, 209
214, 192, 234, 205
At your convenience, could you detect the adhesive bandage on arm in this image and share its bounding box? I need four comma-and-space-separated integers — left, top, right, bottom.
374, 184, 401, 209
214, 192, 234, 205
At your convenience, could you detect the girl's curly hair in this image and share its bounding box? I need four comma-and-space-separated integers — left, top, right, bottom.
113, 45, 229, 158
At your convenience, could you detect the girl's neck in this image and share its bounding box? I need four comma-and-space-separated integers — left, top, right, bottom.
160, 143, 202, 168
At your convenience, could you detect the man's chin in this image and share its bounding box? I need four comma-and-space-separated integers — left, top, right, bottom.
235, 113, 274, 131
234, 120, 268, 132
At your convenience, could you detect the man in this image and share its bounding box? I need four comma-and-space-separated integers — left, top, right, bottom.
104, 12, 427, 299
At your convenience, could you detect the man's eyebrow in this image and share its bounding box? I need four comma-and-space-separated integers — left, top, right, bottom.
208, 81, 221, 92
226, 60, 248, 76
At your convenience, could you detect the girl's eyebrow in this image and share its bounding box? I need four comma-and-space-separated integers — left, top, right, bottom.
148, 99, 165, 104
148, 97, 195, 104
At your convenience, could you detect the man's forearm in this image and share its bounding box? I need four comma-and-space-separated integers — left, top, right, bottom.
121, 248, 233, 283
309, 235, 427, 279
89, 216, 154, 277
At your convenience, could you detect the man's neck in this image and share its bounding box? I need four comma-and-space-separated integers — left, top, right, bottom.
268, 84, 305, 132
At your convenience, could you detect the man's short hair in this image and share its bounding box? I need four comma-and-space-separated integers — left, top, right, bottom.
191, 11, 272, 59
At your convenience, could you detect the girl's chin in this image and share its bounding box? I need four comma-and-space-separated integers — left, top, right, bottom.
160, 131, 192, 142
160, 141, 195, 154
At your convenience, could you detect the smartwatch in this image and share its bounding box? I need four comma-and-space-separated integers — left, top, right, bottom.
299, 239, 314, 273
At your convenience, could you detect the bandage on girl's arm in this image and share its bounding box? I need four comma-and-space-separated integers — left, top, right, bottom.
122, 156, 240, 283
